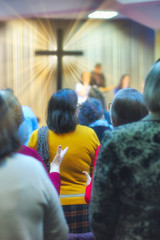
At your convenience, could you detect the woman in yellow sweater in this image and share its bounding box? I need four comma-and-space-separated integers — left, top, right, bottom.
28, 88, 100, 233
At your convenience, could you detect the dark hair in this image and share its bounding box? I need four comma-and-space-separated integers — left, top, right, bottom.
0, 94, 21, 160
144, 60, 160, 112
111, 88, 148, 127
116, 74, 130, 92
88, 87, 106, 109
78, 98, 103, 126
47, 88, 78, 134
95, 63, 101, 68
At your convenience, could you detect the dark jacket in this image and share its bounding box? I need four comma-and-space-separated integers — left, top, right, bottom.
90, 114, 160, 240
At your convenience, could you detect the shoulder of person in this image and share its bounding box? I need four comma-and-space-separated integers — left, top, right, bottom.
30, 128, 39, 138
77, 124, 97, 134
14, 152, 43, 167
13, 153, 52, 186
77, 124, 100, 144
76, 81, 83, 86
23, 145, 42, 160
102, 121, 143, 145
76, 82, 83, 90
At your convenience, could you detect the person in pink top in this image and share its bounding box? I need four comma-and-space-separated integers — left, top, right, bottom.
1, 89, 68, 194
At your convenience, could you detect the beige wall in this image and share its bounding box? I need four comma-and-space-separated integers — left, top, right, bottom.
0, 19, 155, 125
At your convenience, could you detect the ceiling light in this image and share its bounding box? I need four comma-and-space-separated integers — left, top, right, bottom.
88, 11, 118, 19
117, 0, 152, 3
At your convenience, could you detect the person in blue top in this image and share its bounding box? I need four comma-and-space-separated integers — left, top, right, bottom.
18, 105, 39, 145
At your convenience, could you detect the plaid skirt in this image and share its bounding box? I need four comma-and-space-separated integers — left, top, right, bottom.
62, 204, 90, 233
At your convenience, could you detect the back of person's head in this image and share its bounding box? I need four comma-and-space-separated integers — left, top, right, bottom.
144, 59, 160, 113
111, 88, 148, 127
47, 88, 78, 134
78, 98, 103, 126
88, 87, 106, 109
94, 63, 102, 73
0, 90, 24, 129
0, 93, 21, 159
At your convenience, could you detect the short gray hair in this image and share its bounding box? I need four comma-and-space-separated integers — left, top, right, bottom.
144, 60, 160, 112
111, 88, 148, 127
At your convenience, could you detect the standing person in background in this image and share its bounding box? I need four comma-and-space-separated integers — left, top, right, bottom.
114, 73, 130, 94
75, 72, 91, 104
90, 63, 105, 88
29, 88, 100, 233
90, 63, 115, 93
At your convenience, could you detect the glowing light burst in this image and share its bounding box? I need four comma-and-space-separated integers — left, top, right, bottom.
0, 0, 115, 126
0, 0, 112, 94
62, 20, 103, 83
0, 0, 57, 94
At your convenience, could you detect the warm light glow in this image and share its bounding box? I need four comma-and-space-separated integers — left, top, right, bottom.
88, 11, 118, 19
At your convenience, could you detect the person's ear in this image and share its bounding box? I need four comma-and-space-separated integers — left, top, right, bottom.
111, 116, 117, 127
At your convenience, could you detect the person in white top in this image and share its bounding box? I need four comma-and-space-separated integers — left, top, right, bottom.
75, 72, 91, 104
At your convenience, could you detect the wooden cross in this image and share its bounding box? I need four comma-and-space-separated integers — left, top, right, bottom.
35, 29, 83, 90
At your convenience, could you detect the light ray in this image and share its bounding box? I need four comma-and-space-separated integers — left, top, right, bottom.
64, 0, 116, 49
0, 1, 53, 46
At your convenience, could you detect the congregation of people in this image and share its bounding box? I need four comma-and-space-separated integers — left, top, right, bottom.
1, 59, 160, 240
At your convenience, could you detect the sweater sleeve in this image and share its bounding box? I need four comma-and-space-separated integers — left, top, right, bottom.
37, 163, 69, 240
89, 132, 119, 240
84, 145, 101, 204
49, 172, 61, 194
28, 134, 61, 195
89, 130, 100, 176
31, 148, 61, 194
